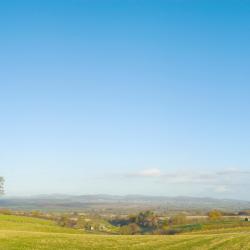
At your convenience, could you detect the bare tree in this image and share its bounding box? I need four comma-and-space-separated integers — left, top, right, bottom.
0, 177, 4, 195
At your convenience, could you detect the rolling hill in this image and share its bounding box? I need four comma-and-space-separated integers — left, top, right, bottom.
0, 214, 250, 249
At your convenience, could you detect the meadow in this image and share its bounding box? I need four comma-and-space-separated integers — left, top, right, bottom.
1, 214, 250, 249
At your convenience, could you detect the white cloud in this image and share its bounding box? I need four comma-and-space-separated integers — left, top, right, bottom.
216, 168, 250, 176
126, 168, 250, 186
139, 168, 162, 177
130, 168, 162, 177
214, 185, 229, 193
122, 168, 250, 199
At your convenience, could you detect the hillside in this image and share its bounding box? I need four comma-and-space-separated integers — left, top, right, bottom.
0, 214, 81, 234
1, 214, 250, 249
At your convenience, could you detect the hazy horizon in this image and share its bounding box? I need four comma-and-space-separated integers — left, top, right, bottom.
3, 193, 250, 202
1, 0, 250, 200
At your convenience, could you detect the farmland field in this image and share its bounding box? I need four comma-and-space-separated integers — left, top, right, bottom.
0, 215, 250, 249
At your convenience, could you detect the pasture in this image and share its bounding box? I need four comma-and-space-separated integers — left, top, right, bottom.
0, 214, 250, 249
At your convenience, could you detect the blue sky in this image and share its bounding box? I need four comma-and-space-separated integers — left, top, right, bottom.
0, 0, 250, 199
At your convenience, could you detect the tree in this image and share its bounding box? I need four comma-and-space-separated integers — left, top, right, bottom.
135, 211, 159, 228
169, 213, 187, 225
161, 219, 169, 230
0, 177, 4, 195
208, 210, 222, 220
57, 215, 70, 227
120, 223, 141, 235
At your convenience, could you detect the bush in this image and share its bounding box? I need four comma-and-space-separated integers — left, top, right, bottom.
120, 223, 141, 235
166, 229, 181, 235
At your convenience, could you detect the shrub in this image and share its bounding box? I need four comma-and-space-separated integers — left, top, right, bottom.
120, 223, 141, 235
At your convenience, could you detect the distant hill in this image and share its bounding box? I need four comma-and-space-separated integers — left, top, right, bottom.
1, 195, 250, 212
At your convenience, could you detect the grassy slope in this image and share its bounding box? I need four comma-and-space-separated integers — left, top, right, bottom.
0, 215, 250, 249
0, 214, 80, 234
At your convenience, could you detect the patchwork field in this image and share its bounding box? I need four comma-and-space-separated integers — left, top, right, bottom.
0, 215, 250, 249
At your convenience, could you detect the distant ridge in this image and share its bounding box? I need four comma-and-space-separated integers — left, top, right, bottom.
1, 194, 250, 212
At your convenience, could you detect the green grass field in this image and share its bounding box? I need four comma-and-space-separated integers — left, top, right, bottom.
1, 215, 250, 249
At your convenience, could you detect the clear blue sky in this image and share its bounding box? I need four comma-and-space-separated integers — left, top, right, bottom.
0, 0, 250, 199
